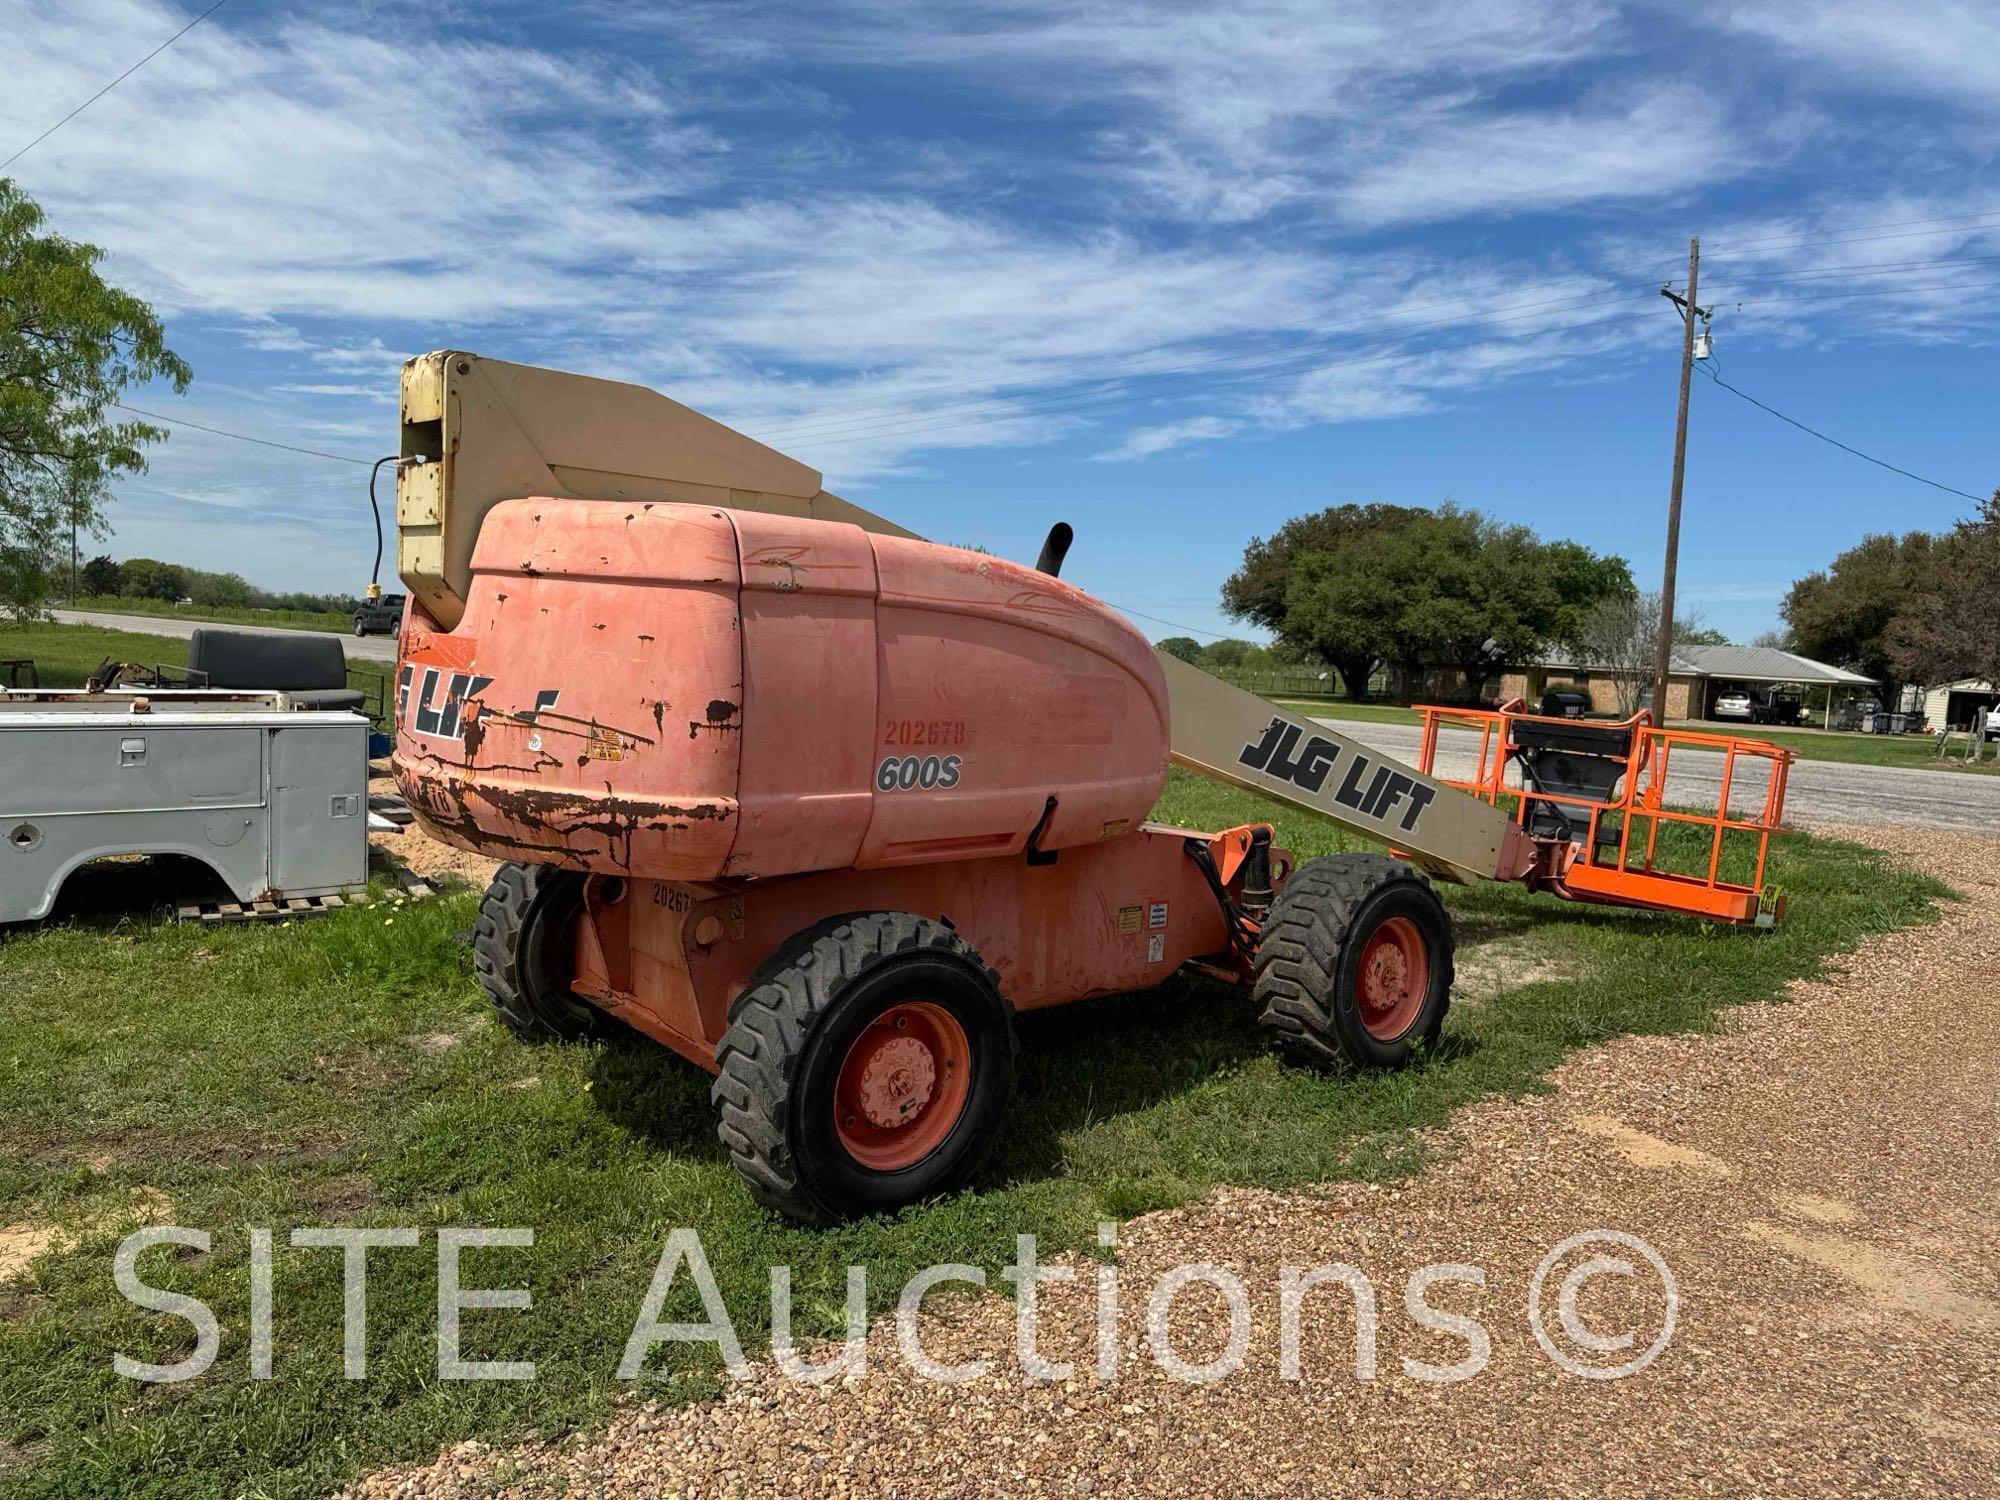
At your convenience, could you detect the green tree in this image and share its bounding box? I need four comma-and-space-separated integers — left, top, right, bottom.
1887, 493, 2000, 691
119, 556, 186, 601
0, 179, 189, 616
80, 552, 121, 594
1280, 539, 1405, 700
187, 567, 253, 609
1154, 635, 1203, 663
1198, 637, 1270, 670
1781, 530, 1936, 694
1222, 502, 1426, 635
1259, 504, 1630, 702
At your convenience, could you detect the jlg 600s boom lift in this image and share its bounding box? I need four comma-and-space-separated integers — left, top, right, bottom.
391, 352, 1792, 1223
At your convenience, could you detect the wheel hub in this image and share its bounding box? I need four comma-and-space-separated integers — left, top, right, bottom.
856, 1035, 937, 1127
832, 1000, 974, 1171
1356, 914, 1429, 1041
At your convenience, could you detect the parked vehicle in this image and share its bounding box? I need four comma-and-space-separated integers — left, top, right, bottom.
1985, 706, 2000, 742
353, 592, 406, 636
1712, 689, 1752, 720
1750, 689, 1803, 726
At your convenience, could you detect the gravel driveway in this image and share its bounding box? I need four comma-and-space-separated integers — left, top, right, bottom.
349, 825, 2000, 1499
1323, 718, 2000, 835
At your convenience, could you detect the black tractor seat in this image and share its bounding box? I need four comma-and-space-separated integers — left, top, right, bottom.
1510, 717, 1641, 849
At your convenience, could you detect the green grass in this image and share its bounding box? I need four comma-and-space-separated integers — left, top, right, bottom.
62, 597, 353, 634
0, 771, 1948, 1498
0, 620, 391, 727
1714, 722, 1999, 774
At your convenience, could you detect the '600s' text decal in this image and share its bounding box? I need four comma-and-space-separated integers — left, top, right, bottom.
1236, 717, 1436, 834
875, 753, 962, 792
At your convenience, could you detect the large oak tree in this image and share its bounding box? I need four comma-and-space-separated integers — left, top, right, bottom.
1227, 502, 1630, 701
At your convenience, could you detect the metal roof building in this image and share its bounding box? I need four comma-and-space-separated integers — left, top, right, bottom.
1668, 644, 1876, 688
1506, 644, 1878, 726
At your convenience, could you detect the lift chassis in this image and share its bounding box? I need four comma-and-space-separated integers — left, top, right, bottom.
391, 351, 1791, 1222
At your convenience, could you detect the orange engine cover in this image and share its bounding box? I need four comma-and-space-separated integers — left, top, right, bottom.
391, 499, 1170, 880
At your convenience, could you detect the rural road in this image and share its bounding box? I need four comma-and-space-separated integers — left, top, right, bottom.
1321, 716, 2000, 835
50, 607, 398, 662
45, 611, 1997, 832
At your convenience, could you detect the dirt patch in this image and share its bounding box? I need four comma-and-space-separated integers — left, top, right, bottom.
1569, 1113, 1737, 1178
0, 1188, 170, 1288
370, 829, 498, 890
1449, 930, 1577, 1000
1775, 1192, 1861, 1225
0, 1224, 59, 1283
369, 775, 500, 889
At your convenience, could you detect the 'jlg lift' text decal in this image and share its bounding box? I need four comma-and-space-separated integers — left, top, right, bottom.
398, 663, 493, 740
1237, 718, 1437, 834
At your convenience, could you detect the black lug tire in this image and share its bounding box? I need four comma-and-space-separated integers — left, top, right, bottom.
1253, 853, 1454, 1072
472, 862, 609, 1042
711, 912, 1015, 1225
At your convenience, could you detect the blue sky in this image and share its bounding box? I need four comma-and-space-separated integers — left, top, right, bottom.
4, 0, 1996, 643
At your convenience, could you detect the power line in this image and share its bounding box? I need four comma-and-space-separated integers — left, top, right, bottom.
2, 0, 233, 172
1704, 210, 2000, 259
1697, 368, 1985, 503
1712, 251, 2000, 287
111, 402, 374, 466
1739, 275, 2000, 309
1105, 605, 1234, 641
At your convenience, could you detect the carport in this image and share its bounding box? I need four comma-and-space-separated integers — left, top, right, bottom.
1674, 645, 1878, 729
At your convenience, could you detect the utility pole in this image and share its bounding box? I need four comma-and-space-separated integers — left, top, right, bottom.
1654, 237, 1708, 724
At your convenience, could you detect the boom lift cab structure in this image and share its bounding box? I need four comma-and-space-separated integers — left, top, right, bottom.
390, 351, 1791, 1223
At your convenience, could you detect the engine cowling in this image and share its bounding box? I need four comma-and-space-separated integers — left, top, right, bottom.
391, 499, 1170, 881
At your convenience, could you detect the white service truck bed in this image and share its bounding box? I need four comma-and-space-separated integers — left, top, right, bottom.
0, 691, 368, 922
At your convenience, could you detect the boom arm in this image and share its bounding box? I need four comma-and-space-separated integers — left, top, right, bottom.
1157, 652, 1533, 885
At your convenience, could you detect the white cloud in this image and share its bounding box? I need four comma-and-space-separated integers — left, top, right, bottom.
1092, 414, 1243, 461
1717, 0, 2000, 104
1335, 85, 1757, 227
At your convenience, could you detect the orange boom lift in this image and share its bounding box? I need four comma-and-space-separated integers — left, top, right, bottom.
387, 352, 1793, 1222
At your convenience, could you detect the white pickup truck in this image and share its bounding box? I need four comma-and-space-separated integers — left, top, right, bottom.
1986, 706, 2000, 742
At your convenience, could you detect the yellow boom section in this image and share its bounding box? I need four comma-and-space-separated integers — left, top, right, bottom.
396, 351, 916, 628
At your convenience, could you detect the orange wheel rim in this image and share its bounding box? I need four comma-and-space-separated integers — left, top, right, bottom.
1357, 915, 1428, 1041
833, 1001, 972, 1171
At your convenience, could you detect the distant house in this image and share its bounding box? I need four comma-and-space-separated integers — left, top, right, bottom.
1500, 644, 1877, 724
1921, 679, 1998, 732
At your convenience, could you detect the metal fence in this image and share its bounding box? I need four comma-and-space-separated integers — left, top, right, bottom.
1209, 667, 1356, 700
